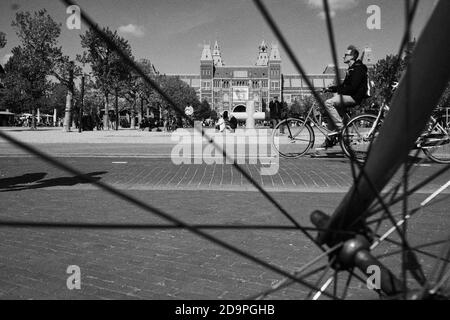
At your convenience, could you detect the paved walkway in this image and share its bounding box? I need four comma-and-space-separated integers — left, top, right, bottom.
0, 189, 447, 300
0, 128, 448, 300
0, 156, 447, 194
0, 127, 279, 144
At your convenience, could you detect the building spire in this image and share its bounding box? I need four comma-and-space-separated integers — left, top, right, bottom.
201, 43, 213, 61
269, 43, 281, 61
212, 40, 224, 66
256, 40, 269, 66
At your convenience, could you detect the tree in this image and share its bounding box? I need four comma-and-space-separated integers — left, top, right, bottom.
4, 10, 62, 129
46, 82, 69, 117
368, 54, 406, 105
0, 31, 5, 89
0, 31, 6, 49
437, 81, 450, 110
148, 75, 200, 120
289, 100, 305, 118
194, 99, 211, 120
210, 110, 218, 121
135, 59, 157, 122
1, 47, 32, 113
289, 96, 315, 118
367, 40, 416, 107
121, 59, 157, 128
79, 26, 133, 129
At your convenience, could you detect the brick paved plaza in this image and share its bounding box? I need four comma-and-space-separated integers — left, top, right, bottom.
0, 128, 449, 300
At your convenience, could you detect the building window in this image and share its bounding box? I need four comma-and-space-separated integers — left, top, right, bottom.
262, 80, 268, 88
201, 81, 211, 89
271, 81, 280, 88
233, 70, 248, 78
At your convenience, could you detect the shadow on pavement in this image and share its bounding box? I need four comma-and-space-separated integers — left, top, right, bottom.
0, 173, 47, 189
0, 171, 107, 192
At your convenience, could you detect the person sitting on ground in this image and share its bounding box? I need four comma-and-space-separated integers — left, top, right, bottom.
217, 111, 233, 133
317, 45, 369, 150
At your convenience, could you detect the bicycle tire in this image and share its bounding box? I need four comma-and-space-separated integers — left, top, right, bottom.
340, 114, 378, 163
272, 118, 314, 159
421, 116, 450, 164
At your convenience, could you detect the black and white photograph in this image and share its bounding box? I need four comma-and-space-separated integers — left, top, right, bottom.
0, 0, 449, 308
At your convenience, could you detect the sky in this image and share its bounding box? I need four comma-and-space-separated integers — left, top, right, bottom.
0, 0, 439, 75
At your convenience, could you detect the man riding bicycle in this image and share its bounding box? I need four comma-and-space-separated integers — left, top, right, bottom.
317, 45, 369, 150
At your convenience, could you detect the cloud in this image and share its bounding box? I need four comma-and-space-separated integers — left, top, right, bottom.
307, 0, 359, 10
306, 0, 358, 18
118, 24, 145, 37
317, 10, 336, 20
1, 53, 13, 65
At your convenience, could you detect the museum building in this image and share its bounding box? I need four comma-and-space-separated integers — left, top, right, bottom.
172, 41, 373, 114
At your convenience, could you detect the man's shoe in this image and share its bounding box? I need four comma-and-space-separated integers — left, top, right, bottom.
327, 130, 340, 137
316, 138, 335, 150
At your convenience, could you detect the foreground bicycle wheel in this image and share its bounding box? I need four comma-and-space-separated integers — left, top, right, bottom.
340, 115, 378, 162
421, 116, 450, 164
2, 0, 442, 301
272, 118, 314, 159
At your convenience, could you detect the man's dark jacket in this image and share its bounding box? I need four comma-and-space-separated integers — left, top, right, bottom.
336, 60, 368, 105
269, 100, 281, 119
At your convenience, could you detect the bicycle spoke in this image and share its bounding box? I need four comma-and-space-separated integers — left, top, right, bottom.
369, 165, 450, 217
375, 238, 450, 263
250, 265, 327, 300
0, 220, 366, 233
341, 269, 354, 299
430, 237, 450, 290
59, 0, 331, 253
306, 257, 336, 299
250, 244, 344, 300
252, 0, 327, 114
333, 269, 338, 297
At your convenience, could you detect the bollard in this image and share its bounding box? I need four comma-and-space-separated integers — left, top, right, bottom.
246, 100, 255, 129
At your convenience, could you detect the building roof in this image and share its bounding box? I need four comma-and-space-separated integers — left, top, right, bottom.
200, 44, 213, 61
322, 64, 347, 77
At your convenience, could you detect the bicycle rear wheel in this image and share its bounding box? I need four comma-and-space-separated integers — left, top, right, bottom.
422, 116, 450, 164
272, 118, 314, 159
340, 115, 378, 162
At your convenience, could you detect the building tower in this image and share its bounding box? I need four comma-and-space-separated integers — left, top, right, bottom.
212, 41, 224, 67
200, 44, 213, 104
269, 44, 282, 99
255, 40, 269, 66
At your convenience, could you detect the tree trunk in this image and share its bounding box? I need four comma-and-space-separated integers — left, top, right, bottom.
138, 98, 144, 124
115, 88, 119, 131
63, 90, 73, 132
31, 105, 37, 130
130, 98, 136, 129
103, 93, 109, 130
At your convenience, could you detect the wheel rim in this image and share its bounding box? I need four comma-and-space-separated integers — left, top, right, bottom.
341, 115, 378, 162
272, 118, 313, 159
